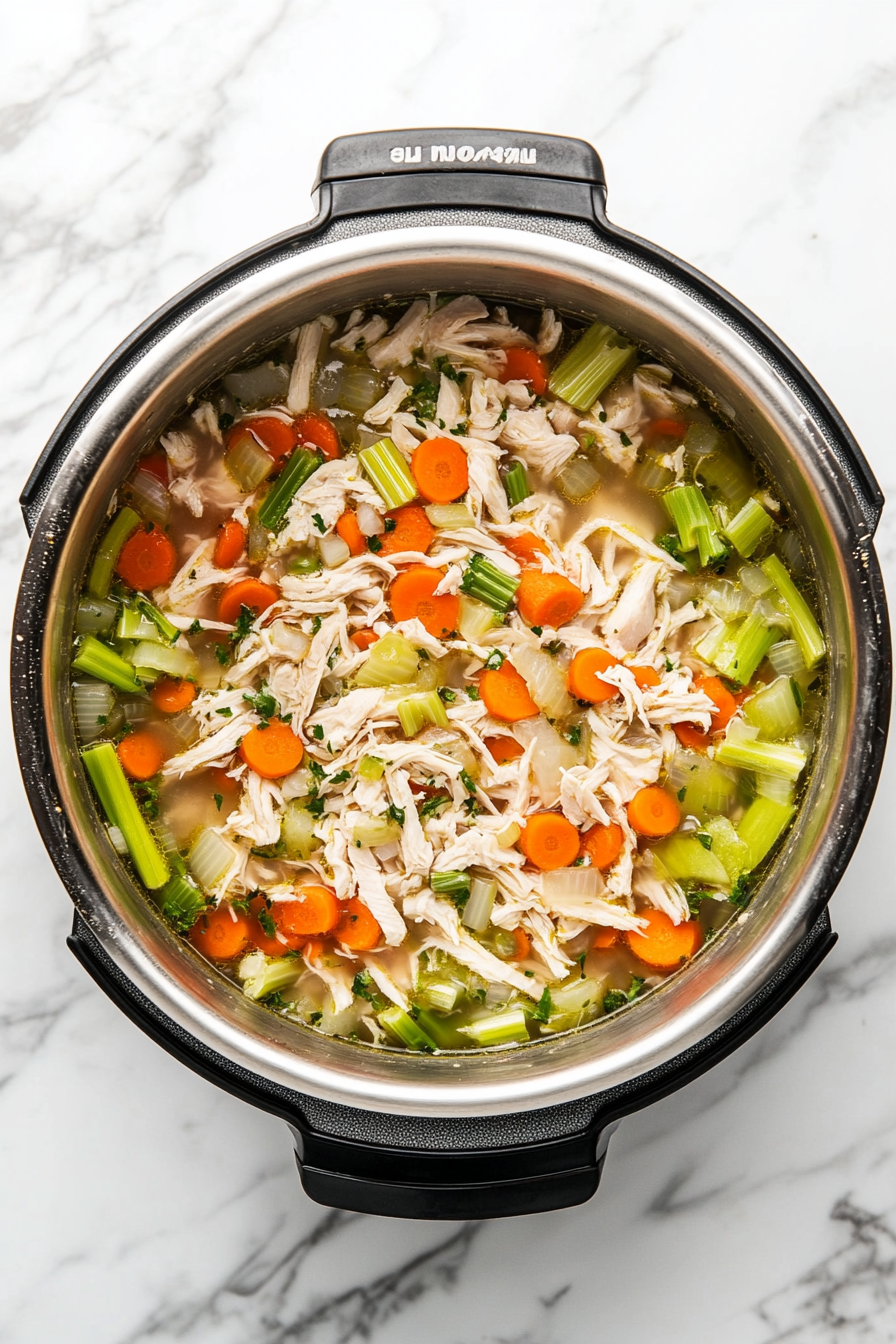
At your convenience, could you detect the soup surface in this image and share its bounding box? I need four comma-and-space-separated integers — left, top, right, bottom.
70, 295, 826, 1052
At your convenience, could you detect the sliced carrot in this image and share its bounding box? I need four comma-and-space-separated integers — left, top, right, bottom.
336, 509, 367, 557
630, 665, 661, 689
208, 764, 240, 795
510, 927, 531, 960
190, 902, 251, 962
247, 893, 296, 955
242, 416, 299, 468
519, 812, 581, 871
505, 532, 549, 567
579, 821, 625, 870
302, 937, 328, 962
352, 628, 379, 651
627, 785, 680, 838
673, 721, 709, 751
567, 647, 620, 703
411, 437, 469, 503
275, 884, 339, 938
213, 518, 247, 569
592, 926, 619, 950
239, 719, 304, 779
295, 411, 342, 461
116, 525, 177, 591
117, 730, 164, 781
217, 577, 279, 625
697, 674, 738, 732
334, 897, 383, 951
625, 907, 703, 970
647, 418, 688, 442
139, 450, 169, 484
150, 677, 197, 714
517, 570, 584, 628
484, 735, 525, 764
378, 505, 434, 557
479, 661, 539, 722
389, 565, 459, 638
499, 347, 549, 395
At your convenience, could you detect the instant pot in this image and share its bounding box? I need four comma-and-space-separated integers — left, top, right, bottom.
12, 129, 890, 1220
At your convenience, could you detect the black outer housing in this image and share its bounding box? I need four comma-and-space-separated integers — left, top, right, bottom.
13, 129, 889, 1220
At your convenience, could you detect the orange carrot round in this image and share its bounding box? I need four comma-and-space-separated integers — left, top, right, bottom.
579, 820, 625, 870
335, 897, 383, 950
150, 677, 197, 714
389, 565, 459, 638
295, 411, 342, 461
673, 721, 709, 751
213, 519, 247, 569
239, 719, 304, 779
351, 627, 379, 651
116, 525, 177, 591
519, 812, 581, 871
697, 674, 737, 733
627, 785, 680, 838
190, 902, 251, 962
117, 730, 164, 781
505, 532, 549, 566
336, 509, 367, 557
517, 570, 584, 628
208, 764, 240, 796
411, 437, 470, 503
139, 450, 169, 484
647, 418, 688, 442
479, 660, 539, 722
567, 647, 620, 703
247, 893, 295, 954
217, 577, 279, 625
275, 884, 340, 939
378, 505, 434, 557
483, 734, 525, 764
499, 347, 549, 394
625, 907, 703, 969
510, 927, 531, 960
248, 416, 299, 467
592, 926, 619, 950
630, 665, 661, 689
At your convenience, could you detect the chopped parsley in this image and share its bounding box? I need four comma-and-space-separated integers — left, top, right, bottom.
620, 431, 632, 447
367, 535, 383, 553
327, 645, 341, 670
566, 725, 582, 746
419, 794, 450, 819
434, 355, 461, 383
329, 770, 351, 786
677, 786, 687, 802
215, 706, 233, 717
484, 648, 505, 671
532, 988, 553, 1023
214, 643, 231, 667
214, 792, 223, 811
465, 686, 480, 701
459, 769, 477, 795
530, 626, 543, 637
545, 640, 563, 656
697, 832, 713, 851
598, 410, 607, 423
188, 619, 203, 636
311, 724, 324, 741
218, 412, 234, 432
386, 804, 406, 827
312, 513, 326, 533
243, 686, 278, 721
233, 604, 254, 642
311, 615, 322, 635
383, 517, 397, 532
730, 875, 753, 908
438, 687, 456, 702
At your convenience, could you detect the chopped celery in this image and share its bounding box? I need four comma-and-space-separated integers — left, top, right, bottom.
72, 679, 118, 742
189, 828, 237, 891
737, 796, 796, 869
761, 555, 825, 668
712, 613, 781, 685
503, 461, 531, 506
424, 501, 476, 529
355, 631, 418, 687
702, 816, 750, 880
743, 676, 802, 739
281, 802, 320, 859
722, 497, 775, 557
397, 689, 449, 736
715, 734, 807, 781
378, 1006, 438, 1052
548, 322, 636, 411
243, 957, 300, 1002
81, 742, 170, 889
755, 773, 796, 806
159, 875, 206, 932
136, 599, 180, 643
352, 814, 402, 848
697, 442, 755, 509
677, 760, 736, 817
126, 640, 199, 681
224, 430, 274, 492
555, 454, 601, 503
683, 423, 722, 459
416, 981, 458, 1013
412, 1006, 467, 1049
358, 755, 385, 781
73, 635, 145, 695
88, 507, 141, 599
117, 607, 162, 642
75, 595, 119, 635
289, 554, 322, 575
461, 875, 497, 931
257, 448, 322, 531
359, 437, 417, 509
652, 835, 730, 887
457, 594, 499, 644
664, 485, 727, 567
459, 554, 520, 613
430, 870, 471, 897
460, 1007, 531, 1047
549, 975, 607, 1018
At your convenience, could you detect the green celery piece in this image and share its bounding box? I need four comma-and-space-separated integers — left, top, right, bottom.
397, 690, 449, 737
459, 554, 520, 613
548, 323, 636, 411
358, 755, 386, 781
722, 497, 774, 558
378, 1006, 438, 1052
88, 507, 141, 599
359, 437, 417, 509
737, 796, 796, 869
136, 597, 179, 644
73, 634, 145, 695
257, 449, 322, 531
715, 736, 807, 781
159, 875, 206, 932
460, 1007, 531, 1046
243, 957, 301, 1002
712, 613, 781, 685
82, 742, 169, 889
664, 485, 726, 565
652, 834, 730, 887
761, 555, 825, 668
503, 461, 531, 507
412, 1006, 468, 1050
702, 816, 751, 881
430, 870, 471, 896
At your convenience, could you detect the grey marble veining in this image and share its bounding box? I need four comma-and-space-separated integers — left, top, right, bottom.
2, 2, 895, 1341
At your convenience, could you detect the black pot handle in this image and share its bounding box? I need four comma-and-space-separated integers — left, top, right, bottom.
314, 127, 605, 224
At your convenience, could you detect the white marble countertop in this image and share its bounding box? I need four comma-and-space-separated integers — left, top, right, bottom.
2, 2, 895, 1340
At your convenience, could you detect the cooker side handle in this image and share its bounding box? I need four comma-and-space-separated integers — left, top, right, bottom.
313, 127, 606, 224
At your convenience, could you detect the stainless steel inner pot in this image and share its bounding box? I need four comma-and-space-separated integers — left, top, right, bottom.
34, 222, 879, 1116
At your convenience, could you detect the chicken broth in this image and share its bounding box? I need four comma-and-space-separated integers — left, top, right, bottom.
71, 295, 826, 1053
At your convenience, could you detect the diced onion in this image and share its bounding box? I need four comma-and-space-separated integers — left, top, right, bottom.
222, 361, 290, 409
555, 454, 601, 502
106, 825, 128, 856
352, 815, 402, 848
425, 502, 476, 530
269, 621, 310, 659
319, 535, 351, 568
458, 594, 498, 644
167, 710, 200, 748
312, 360, 345, 408
767, 639, 806, 677
514, 716, 578, 807
339, 366, 384, 415
75, 596, 119, 635
356, 502, 384, 536
740, 564, 774, 596
511, 643, 573, 721
225, 431, 274, 492
281, 802, 320, 859
702, 579, 752, 623
188, 829, 237, 891
72, 679, 117, 742
127, 469, 171, 527
462, 875, 497, 932
247, 520, 270, 564
542, 868, 605, 901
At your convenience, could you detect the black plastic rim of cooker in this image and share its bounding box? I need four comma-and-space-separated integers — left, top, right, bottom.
12, 129, 891, 1221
